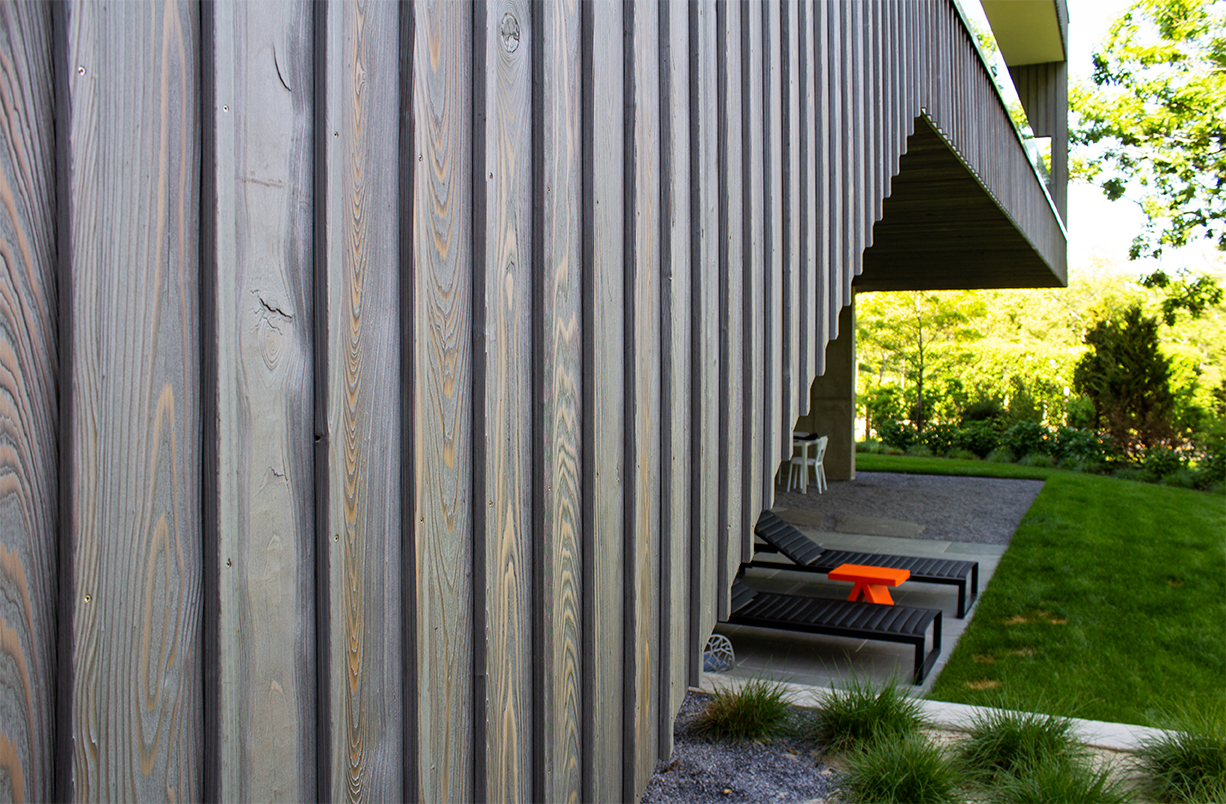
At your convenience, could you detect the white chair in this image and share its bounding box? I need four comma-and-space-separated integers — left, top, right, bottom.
788, 434, 828, 493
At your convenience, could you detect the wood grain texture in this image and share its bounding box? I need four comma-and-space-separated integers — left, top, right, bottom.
743, 0, 765, 582
536, 0, 583, 799
323, 1, 403, 799
812, 0, 830, 377
781, 0, 799, 440
0, 4, 56, 800
798, 0, 817, 400
627, 0, 661, 793
688, 0, 721, 666
827, 0, 845, 343
208, 3, 316, 800
584, 2, 624, 799
409, 1, 478, 800
658, 0, 691, 758
64, 1, 202, 798
716, 0, 746, 579
762, 0, 781, 512
475, 0, 533, 800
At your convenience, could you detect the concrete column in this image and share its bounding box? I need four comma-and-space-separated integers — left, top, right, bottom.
794, 298, 856, 481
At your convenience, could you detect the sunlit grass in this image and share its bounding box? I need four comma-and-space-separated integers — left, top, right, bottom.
864, 455, 1226, 727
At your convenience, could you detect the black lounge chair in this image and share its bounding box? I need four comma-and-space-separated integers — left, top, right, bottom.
725, 578, 942, 684
748, 511, 980, 618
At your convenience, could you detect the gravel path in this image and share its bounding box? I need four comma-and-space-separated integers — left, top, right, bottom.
773, 470, 1045, 545
640, 692, 835, 804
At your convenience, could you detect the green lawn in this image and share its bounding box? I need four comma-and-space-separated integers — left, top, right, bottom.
858, 454, 1226, 727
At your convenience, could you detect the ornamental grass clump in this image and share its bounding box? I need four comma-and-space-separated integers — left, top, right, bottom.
985, 756, 1135, 804
838, 733, 961, 804
691, 677, 792, 741
808, 675, 926, 751
957, 705, 1086, 785
1133, 706, 1226, 803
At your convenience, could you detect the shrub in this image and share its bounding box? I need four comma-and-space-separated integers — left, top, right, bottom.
920, 423, 962, 456
1066, 395, 1097, 429
840, 734, 961, 804
879, 419, 918, 451
1018, 453, 1056, 469
1051, 427, 1119, 465
986, 757, 1135, 804
692, 677, 792, 741
958, 420, 1001, 458
963, 396, 1007, 424
948, 449, 979, 461
957, 706, 1086, 785
809, 675, 927, 751
857, 439, 883, 454
905, 444, 935, 458
1006, 377, 1044, 426
1160, 469, 1198, 489
1133, 706, 1226, 803
986, 447, 1016, 464
1060, 454, 1109, 475
1144, 446, 1187, 478
1113, 466, 1158, 484
1000, 421, 1053, 459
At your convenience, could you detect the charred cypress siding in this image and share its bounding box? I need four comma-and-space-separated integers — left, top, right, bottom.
0, 1, 1063, 801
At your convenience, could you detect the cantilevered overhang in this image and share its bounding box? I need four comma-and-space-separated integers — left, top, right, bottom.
856, 117, 1067, 291
980, 0, 1067, 65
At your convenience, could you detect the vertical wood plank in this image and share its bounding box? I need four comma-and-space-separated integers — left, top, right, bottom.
849, 0, 864, 289
781, 0, 800, 435
0, 5, 56, 801
828, 0, 846, 340
813, 0, 830, 376
324, 1, 404, 800
208, 2, 316, 800
536, 0, 583, 798
410, 1, 471, 800
657, 0, 691, 758
762, 0, 782, 510
475, 0, 533, 799
65, 1, 203, 798
796, 0, 814, 411
583, 2, 624, 798
688, 0, 721, 664
717, 0, 747, 570
626, 0, 661, 793
743, 0, 765, 557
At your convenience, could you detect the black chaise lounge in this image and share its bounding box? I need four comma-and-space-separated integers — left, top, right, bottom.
726, 578, 943, 684
748, 511, 980, 618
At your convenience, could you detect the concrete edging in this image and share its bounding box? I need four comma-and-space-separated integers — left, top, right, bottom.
697, 674, 1170, 753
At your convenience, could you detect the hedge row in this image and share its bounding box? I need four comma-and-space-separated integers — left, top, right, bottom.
874, 419, 1226, 490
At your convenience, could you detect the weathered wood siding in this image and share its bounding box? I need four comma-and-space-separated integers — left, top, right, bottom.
0, 1, 1064, 800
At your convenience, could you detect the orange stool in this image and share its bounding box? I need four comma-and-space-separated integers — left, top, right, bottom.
828, 564, 911, 605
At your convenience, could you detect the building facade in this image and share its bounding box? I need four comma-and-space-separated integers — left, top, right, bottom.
0, 0, 1066, 801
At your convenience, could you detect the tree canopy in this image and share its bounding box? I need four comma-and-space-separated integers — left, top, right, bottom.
1070, 0, 1226, 260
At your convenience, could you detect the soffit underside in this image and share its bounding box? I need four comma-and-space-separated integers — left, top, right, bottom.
856, 119, 1065, 292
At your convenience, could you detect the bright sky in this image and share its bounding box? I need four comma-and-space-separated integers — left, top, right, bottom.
971, 0, 1224, 281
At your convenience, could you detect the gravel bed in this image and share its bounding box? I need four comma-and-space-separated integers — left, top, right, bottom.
640, 692, 837, 804
773, 470, 1044, 545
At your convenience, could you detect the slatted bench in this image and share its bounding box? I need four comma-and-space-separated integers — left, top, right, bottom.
725, 579, 943, 685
